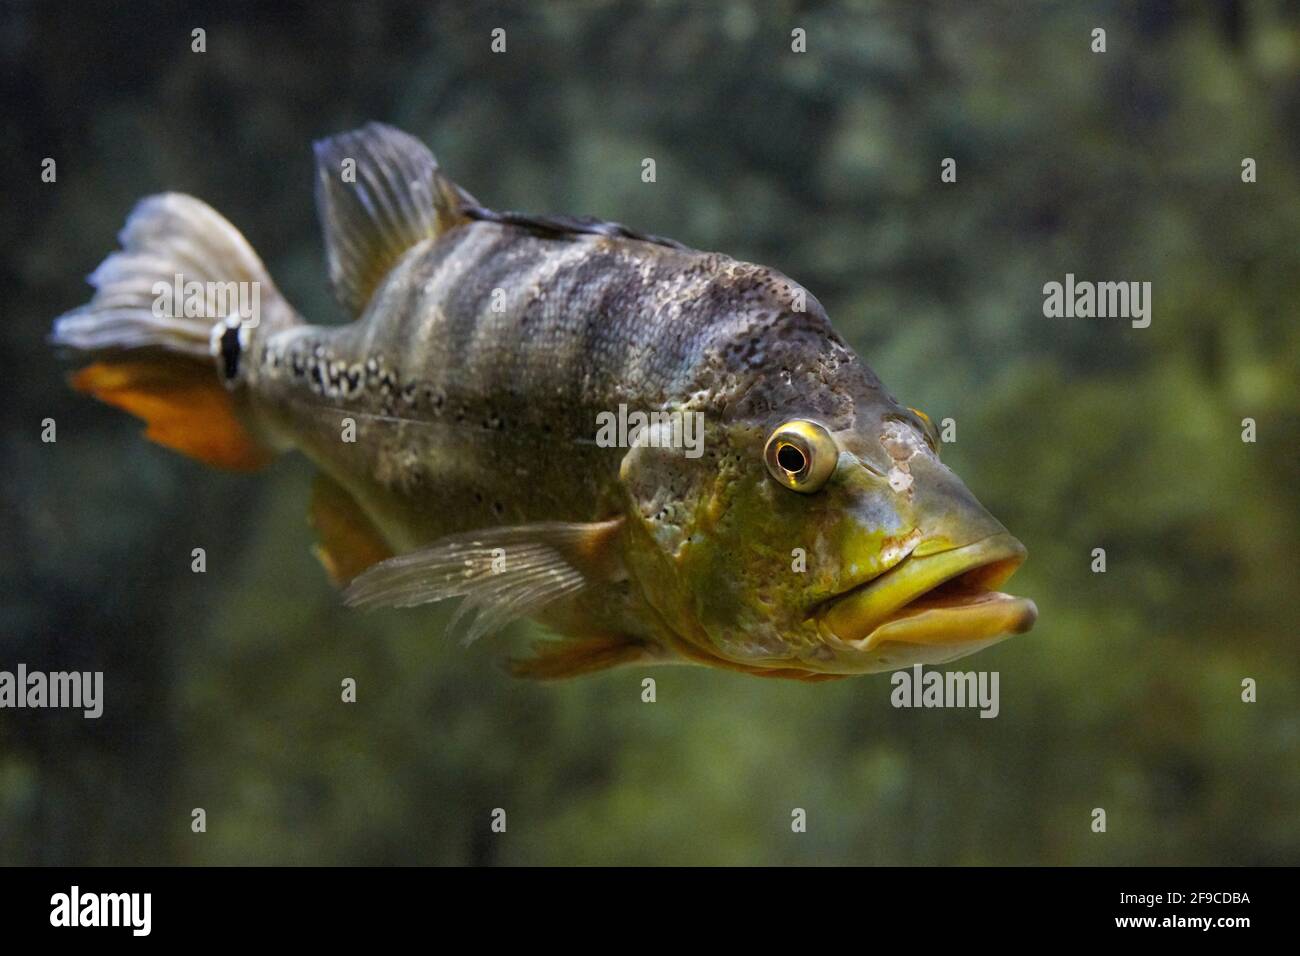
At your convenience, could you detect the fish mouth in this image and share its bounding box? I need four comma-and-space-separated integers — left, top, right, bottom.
816, 532, 1037, 652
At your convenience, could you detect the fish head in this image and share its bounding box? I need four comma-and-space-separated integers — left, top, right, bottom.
618, 390, 1036, 677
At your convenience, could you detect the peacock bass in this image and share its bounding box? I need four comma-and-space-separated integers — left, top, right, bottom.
51, 123, 1037, 681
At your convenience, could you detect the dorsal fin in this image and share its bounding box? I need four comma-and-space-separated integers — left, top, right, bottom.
459, 205, 689, 251
312, 123, 473, 317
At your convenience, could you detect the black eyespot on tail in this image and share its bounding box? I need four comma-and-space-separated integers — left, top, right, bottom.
219, 324, 242, 381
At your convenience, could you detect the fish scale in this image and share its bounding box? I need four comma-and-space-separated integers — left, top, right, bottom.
255, 216, 850, 543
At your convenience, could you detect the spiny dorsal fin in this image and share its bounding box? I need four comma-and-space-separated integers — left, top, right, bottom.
312, 122, 474, 317
459, 205, 689, 251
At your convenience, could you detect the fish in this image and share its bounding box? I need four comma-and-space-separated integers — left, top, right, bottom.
50, 122, 1037, 681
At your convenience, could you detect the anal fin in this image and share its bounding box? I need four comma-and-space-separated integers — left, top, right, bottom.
309, 473, 394, 586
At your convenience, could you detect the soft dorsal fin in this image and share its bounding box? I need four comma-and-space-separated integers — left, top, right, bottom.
312, 122, 473, 317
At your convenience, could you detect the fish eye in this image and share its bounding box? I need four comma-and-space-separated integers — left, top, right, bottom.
763, 420, 838, 493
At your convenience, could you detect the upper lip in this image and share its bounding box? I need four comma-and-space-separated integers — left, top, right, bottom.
815, 532, 1030, 646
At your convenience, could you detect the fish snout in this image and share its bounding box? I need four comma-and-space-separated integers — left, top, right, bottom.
903, 453, 1012, 558
817, 455, 1037, 669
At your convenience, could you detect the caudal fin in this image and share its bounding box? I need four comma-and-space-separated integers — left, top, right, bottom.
51, 193, 297, 470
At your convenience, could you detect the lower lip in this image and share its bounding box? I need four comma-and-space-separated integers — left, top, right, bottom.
819, 533, 1033, 647
855, 592, 1038, 650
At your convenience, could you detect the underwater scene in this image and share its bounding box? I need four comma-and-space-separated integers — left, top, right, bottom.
2, 1, 1298, 868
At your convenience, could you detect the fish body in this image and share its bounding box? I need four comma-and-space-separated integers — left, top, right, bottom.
51, 123, 1036, 680
255, 219, 857, 543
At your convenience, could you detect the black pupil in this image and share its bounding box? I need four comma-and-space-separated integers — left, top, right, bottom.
777, 442, 807, 474
220, 325, 241, 380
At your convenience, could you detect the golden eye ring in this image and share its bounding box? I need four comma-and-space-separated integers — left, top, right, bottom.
763, 420, 838, 493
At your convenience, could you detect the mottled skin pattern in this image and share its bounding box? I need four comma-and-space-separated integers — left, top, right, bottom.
242, 214, 997, 676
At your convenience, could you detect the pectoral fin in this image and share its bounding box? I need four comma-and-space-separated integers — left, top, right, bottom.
309, 473, 394, 586
343, 518, 625, 646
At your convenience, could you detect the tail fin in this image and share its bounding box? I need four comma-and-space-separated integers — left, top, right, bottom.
51, 193, 296, 471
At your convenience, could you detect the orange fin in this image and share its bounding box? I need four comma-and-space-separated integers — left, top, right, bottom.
509, 634, 652, 681
71, 359, 270, 471
308, 474, 394, 586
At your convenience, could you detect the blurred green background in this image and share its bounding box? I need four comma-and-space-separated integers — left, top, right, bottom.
2, 0, 1297, 865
